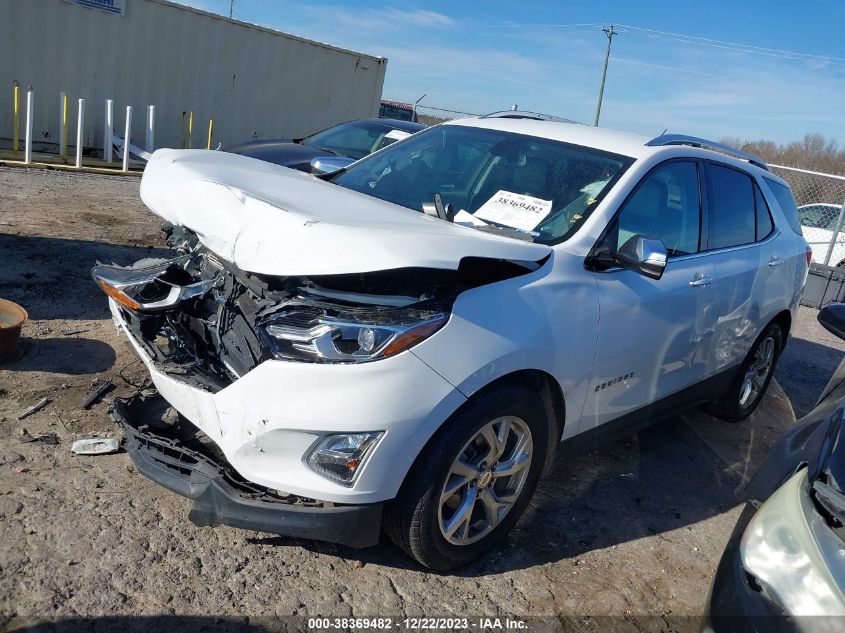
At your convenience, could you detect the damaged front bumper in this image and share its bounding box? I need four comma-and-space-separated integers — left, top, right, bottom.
111, 389, 383, 548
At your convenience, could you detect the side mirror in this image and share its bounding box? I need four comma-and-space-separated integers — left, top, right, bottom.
819, 304, 845, 341
614, 235, 668, 280
310, 156, 355, 176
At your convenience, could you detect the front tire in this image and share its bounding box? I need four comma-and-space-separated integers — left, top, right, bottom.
383, 383, 548, 570
705, 322, 783, 423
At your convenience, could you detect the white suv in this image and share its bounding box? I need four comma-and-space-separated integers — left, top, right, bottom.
94, 115, 810, 569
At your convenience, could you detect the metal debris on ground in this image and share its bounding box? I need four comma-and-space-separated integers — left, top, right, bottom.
70, 438, 120, 455
61, 328, 88, 336
19, 432, 59, 445
81, 380, 115, 409
16, 397, 50, 420
14, 465, 30, 474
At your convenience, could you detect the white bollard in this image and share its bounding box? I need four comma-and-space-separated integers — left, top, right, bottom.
24, 87, 34, 164
122, 105, 132, 172
75, 99, 85, 168
104, 99, 113, 163
145, 105, 155, 153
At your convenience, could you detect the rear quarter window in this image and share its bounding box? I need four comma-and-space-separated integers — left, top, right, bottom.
763, 178, 802, 235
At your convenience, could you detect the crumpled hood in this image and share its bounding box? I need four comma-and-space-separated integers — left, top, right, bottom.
140, 149, 551, 276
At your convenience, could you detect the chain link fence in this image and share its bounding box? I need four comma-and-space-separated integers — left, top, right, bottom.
414, 105, 480, 126
769, 164, 845, 266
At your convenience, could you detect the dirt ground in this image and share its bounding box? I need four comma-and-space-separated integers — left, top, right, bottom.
1, 166, 844, 632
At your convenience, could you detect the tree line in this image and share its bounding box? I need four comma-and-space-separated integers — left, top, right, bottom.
721, 134, 845, 176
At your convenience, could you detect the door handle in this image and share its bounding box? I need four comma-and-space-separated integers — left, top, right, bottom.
768, 256, 783, 267
689, 273, 712, 287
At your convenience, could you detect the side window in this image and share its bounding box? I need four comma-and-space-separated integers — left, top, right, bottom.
754, 183, 774, 241
612, 161, 700, 256
705, 163, 755, 250
764, 177, 803, 235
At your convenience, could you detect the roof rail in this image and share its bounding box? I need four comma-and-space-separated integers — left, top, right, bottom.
481, 110, 581, 125
646, 134, 768, 171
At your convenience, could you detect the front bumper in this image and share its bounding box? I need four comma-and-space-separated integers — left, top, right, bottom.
705, 504, 796, 633
112, 390, 383, 548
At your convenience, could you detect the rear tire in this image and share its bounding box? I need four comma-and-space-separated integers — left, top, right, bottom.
704, 322, 783, 423
383, 383, 548, 570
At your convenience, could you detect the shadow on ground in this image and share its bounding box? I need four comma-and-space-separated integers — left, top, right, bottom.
0, 233, 172, 322
776, 333, 845, 417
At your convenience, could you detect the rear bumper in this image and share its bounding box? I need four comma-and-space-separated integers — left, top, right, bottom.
111, 391, 383, 549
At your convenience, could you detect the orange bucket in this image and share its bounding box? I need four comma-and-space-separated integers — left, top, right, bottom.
0, 299, 27, 363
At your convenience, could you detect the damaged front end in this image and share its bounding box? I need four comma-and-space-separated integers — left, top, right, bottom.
93, 225, 541, 392
111, 388, 383, 548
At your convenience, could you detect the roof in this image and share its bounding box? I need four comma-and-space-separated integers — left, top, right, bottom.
446, 117, 652, 158
445, 116, 784, 181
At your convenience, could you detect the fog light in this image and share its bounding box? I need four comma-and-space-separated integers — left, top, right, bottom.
305, 432, 383, 486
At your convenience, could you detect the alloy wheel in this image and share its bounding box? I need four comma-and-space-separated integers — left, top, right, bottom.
437, 416, 533, 546
739, 335, 775, 409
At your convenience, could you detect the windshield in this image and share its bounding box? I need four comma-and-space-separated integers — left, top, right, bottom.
302, 121, 413, 160
332, 124, 634, 244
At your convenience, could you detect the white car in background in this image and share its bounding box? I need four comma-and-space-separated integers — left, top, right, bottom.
799, 203, 845, 266
94, 115, 810, 569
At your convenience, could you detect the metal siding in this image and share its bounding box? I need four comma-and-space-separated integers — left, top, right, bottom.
0, 0, 387, 152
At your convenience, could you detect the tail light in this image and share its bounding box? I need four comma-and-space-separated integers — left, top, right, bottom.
806, 245, 813, 266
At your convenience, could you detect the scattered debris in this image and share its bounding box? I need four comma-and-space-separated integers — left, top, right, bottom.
14, 465, 31, 474
81, 380, 115, 409
61, 328, 88, 336
620, 472, 635, 478
71, 438, 120, 455
19, 432, 59, 445
51, 410, 69, 432
17, 397, 50, 420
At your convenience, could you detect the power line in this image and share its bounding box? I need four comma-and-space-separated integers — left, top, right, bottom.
615, 23, 845, 65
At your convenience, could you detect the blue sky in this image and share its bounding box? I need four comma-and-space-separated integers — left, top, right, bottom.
177, 1, 845, 144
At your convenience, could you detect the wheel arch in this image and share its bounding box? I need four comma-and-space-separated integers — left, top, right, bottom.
771, 309, 792, 346
397, 369, 566, 498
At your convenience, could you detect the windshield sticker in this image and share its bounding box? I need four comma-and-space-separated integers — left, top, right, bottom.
474, 190, 552, 231
385, 129, 412, 141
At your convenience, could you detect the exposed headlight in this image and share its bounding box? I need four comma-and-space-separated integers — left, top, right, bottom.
258, 305, 447, 363
740, 468, 845, 617
305, 432, 383, 486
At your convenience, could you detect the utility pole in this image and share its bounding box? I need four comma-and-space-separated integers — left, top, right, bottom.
593, 25, 618, 127
229, 0, 235, 19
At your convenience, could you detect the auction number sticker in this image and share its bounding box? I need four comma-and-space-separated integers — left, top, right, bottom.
474, 190, 552, 231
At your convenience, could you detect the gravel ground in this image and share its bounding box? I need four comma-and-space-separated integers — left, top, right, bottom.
1, 166, 844, 632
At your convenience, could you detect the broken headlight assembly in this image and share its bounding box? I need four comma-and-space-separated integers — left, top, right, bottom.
91, 256, 218, 312
305, 432, 383, 486
258, 305, 448, 363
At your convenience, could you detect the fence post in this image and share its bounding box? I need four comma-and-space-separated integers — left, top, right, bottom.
59, 92, 68, 162
122, 105, 132, 172
24, 87, 34, 164
12, 80, 19, 155
146, 105, 155, 153
75, 98, 85, 168
104, 99, 113, 163
824, 202, 845, 266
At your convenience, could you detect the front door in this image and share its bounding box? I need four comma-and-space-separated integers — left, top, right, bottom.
581, 160, 717, 430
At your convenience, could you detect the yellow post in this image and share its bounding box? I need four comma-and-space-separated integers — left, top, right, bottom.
206, 119, 213, 150
12, 80, 19, 155
187, 111, 193, 148
60, 93, 68, 162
